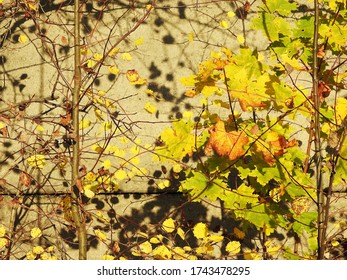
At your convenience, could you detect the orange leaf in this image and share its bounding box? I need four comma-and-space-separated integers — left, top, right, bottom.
20, 172, 32, 187
204, 120, 249, 161
238, 97, 266, 112
256, 131, 297, 165
60, 114, 71, 126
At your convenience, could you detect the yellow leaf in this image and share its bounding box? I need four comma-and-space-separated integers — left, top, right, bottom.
32, 246, 44, 255
226, 241, 241, 254
87, 59, 95, 68
114, 169, 127, 180
19, 34, 28, 44
265, 241, 280, 256
27, 154, 45, 169
228, 11, 235, 18
220, 20, 230, 29
36, 125, 45, 132
84, 188, 95, 199
158, 179, 170, 189
172, 247, 187, 260
130, 156, 140, 165
40, 253, 49, 260
102, 159, 112, 169
46, 246, 55, 253
94, 108, 104, 121
112, 146, 126, 157
188, 32, 194, 42
130, 144, 140, 155
331, 240, 340, 247
144, 102, 157, 114
173, 164, 183, 173
207, 235, 224, 243
244, 249, 261, 260
26, 251, 36, 260
107, 66, 120, 75
336, 97, 347, 124
0, 238, 7, 249
139, 241, 152, 254
102, 254, 115, 260
108, 47, 120, 57
201, 85, 218, 97
31, 227, 42, 239
152, 245, 172, 259
94, 229, 107, 241
85, 172, 97, 182
97, 90, 106, 96
150, 235, 163, 244
126, 69, 147, 85
27, 2, 37, 11
79, 119, 91, 129
180, 74, 197, 86
237, 35, 245, 44
193, 222, 208, 239
80, 47, 91, 55
0, 225, 5, 238
93, 53, 103, 61
196, 243, 213, 255
146, 4, 154, 11
122, 53, 132, 61
134, 37, 144, 46
162, 218, 176, 233
101, 121, 112, 131
177, 227, 185, 240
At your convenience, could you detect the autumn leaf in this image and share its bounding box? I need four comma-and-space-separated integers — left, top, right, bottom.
122, 53, 132, 61
204, 120, 249, 161
256, 131, 297, 165
94, 229, 107, 241
134, 37, 144, 46
114, 169, 127, 180
220, 20, 230, 29
20, 171, 32, 187
139, 241, 152, 254
0, 225, 6, 238
19, 34, 28, 44
102, 255, 115, 260
144, 102, 157, 114
226, 241, 241, 255
32, 246, 45, 255
31, 227, 42, 239
126, 69, 147, 85
27, 154, 45, 169
193, 222, 208, 239
107, 65, 119, 75
162, 218, 176, 233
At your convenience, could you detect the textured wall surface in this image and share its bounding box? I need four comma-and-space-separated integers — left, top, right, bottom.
0, 0, 346, 260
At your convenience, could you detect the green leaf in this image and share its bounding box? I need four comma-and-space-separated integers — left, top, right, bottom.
293, 212, 317, 235
293, 17, 314, 38
251, 13, 292, 41
265, 0, 297, 16
156, 119, 197, 161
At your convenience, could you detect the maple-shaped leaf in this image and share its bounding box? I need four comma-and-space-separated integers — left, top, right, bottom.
256, 131, 297, 165
204, 120, 249, 161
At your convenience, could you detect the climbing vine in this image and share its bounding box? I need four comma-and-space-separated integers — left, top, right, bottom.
152, 0, 347, 259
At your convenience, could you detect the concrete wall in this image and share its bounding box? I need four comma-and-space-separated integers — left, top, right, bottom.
0, 0, 346, 260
